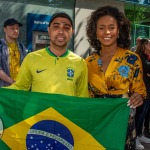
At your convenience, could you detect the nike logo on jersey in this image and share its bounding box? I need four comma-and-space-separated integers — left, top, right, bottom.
36, 69, 47, 73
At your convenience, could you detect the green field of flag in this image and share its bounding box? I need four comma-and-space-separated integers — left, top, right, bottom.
0, 88, 129, 150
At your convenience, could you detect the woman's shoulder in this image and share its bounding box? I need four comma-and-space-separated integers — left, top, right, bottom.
120, 48, 141, 59
85, 53, 99, 61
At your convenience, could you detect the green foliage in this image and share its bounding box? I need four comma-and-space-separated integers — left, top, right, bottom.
125, 5, 146, 25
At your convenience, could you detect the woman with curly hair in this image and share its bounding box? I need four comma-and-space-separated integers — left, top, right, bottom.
135, 38, 150, 149
85, 6, 146, 150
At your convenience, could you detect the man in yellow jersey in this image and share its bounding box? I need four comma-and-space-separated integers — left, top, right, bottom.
8, 12, 89, 97
0, 18, 27, 87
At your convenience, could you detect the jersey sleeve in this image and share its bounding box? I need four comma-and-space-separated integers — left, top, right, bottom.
76, 59, 89, 97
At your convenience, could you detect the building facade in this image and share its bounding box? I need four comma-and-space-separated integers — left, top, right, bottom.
0, 0, 150, 57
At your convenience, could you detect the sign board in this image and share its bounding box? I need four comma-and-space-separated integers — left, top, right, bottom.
27, 13, 51, 51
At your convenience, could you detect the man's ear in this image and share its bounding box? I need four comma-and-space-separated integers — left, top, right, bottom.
3, 27, 7, 33
72, 29, 74, 35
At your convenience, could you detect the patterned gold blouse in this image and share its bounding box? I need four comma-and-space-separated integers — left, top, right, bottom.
85, 48, 146, 98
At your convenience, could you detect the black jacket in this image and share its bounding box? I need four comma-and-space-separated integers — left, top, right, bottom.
140, 53, 150, 99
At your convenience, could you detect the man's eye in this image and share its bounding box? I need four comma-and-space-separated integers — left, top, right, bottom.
65, 27, 70, 31
53, 26, 59, 29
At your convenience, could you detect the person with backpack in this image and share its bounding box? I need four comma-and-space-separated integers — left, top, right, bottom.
0, 18, 27, 87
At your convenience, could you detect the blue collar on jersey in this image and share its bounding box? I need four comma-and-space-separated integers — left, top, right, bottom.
46, 47, 70, 57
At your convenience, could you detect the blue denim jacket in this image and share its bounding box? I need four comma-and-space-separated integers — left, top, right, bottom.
0, 38, 27, 87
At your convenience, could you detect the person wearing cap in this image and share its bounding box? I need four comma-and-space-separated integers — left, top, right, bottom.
8, 12, 89, 97
0, 18, 27, 87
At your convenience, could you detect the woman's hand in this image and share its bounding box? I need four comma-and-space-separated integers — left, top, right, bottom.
147, 73, 150, 77
127, 92, 143, 108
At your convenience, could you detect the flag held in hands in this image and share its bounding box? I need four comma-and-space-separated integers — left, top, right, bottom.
0, 88, 129, 150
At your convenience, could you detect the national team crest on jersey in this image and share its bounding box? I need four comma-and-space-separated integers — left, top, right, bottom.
67, 67, 75, 80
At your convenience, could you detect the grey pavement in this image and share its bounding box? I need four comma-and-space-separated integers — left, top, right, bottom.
142, 143, 150, 150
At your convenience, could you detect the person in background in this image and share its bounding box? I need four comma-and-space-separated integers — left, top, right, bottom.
85, 6, 146, 150
130, 37, 142, 52
0, 18, 27, 87
144, 105, 150, 138
135, 38, 150, 150
7, 12, 89, 97
144, 50, 150, 140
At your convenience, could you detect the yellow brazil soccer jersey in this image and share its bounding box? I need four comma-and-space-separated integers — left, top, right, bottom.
9, 48, 89, 97
85, 48, 146, 99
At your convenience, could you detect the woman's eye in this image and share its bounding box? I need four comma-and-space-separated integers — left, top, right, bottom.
110, 27, 115, 30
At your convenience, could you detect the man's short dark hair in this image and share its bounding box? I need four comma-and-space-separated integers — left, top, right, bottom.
48, 12, 73, 27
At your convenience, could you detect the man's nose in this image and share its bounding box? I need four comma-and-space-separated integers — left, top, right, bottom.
14, 29, 19, 32
58, 27, 64, 34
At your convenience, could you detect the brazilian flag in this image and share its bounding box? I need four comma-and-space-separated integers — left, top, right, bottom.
0, 88, 129, 150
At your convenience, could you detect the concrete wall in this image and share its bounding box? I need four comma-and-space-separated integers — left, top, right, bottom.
0, 1, 73, 48
0, 0, 125, 55
75, 0, 125, 58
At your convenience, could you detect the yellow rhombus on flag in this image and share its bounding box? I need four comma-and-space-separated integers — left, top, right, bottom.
2, 107, 105, 150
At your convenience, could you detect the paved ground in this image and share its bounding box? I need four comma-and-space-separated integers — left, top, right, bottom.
142, 143, 150, 150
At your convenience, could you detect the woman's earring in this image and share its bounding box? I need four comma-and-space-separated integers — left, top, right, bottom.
118, 32, 119, 38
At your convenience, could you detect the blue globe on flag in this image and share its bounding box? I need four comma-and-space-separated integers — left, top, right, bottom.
26, 120, 74, 150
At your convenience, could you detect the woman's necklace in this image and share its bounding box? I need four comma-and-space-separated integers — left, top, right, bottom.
100, 48, 118, 58
102, 53, 115, 57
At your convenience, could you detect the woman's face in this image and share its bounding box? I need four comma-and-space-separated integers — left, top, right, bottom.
96, 15, 119, 47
